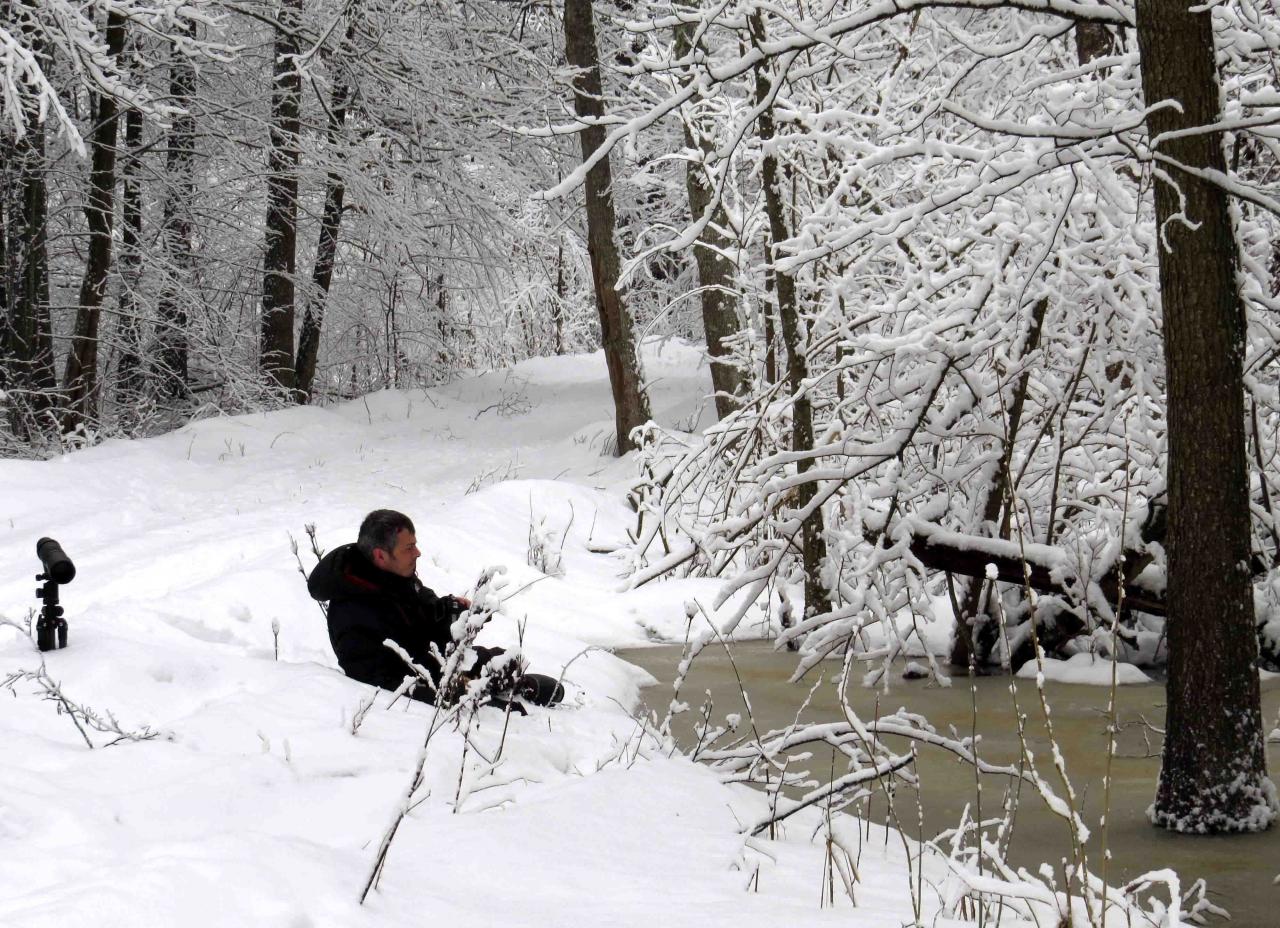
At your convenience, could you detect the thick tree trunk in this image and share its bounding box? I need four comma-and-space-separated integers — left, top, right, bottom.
157, 33, 196, 397
1136, 0, 1274, 833
295, 22, 356, 402
261, 0, 302, 394
750, 13, 829, 620
62, 12, 128, 428
674, 23, 746, 420
563, 0, 651, 454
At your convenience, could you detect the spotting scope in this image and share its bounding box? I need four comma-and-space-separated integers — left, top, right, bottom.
35, 537, 75, 651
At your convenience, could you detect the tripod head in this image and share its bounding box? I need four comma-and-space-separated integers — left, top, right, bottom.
35, 537, 75, 651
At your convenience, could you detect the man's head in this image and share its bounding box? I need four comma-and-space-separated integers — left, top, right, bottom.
357, 509, 419, 578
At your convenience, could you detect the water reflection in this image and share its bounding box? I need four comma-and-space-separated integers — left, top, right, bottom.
623, 641, 1280, 924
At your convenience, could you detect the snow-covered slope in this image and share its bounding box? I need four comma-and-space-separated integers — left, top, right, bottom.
0, 344, 954, 927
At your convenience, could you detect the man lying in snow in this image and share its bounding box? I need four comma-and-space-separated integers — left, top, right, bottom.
307, 508, 563, 708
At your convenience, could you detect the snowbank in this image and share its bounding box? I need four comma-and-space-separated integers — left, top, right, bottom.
0, 344, 965, 927
1015, 651, 1153, 686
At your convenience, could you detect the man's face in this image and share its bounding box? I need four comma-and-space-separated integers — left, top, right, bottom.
374, 529, 420, 578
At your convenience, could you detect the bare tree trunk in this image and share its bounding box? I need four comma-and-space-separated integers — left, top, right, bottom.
553, 240, 566, 355
157, 31, 195, 398
1076, 21, 1116, 67
674, 23, 746, 420
295, 16, 357, 402
0, 0, 8, 340
762, 262, 778, 385
563, 0, 651, 454
5, 8, 57, 434
750, 12, 829, 620
0, 149, 9, 381
948, 295, 1048, 667
17, 119, 54, 403
1, 87, 15, 407
62, 12, 128, 429
115, 74, 145, 410
261, 0, 302, 394
1136, 0, 1274, 833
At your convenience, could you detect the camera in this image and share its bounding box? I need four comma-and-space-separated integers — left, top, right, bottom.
35, 537, 75, 651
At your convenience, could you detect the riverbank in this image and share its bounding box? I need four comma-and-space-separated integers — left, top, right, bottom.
624, 640, 1280, 925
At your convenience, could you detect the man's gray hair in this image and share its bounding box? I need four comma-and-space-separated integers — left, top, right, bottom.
357, 509, 415, 560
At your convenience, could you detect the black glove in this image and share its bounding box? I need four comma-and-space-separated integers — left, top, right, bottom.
469, 645, 507, 672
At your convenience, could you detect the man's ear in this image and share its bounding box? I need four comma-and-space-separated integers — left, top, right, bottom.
370, 548, 389, 570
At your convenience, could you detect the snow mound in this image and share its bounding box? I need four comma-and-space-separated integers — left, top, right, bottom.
1015, 651, 1153, 685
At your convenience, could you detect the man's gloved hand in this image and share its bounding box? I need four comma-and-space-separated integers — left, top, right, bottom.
470, 645, 506, 671
438, 646, 515, 706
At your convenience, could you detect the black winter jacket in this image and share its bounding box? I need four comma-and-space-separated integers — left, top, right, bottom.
308, 543, 461, 697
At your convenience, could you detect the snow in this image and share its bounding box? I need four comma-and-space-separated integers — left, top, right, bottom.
1015, 651, 1153, 686
0, 343, 970, 927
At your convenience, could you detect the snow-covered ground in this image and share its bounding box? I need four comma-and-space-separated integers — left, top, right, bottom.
1, 343, 972, 927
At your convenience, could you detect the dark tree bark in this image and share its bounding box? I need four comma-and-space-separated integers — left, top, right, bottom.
0, 150, 8, 370
1076, 21, 1116, 67
949, 294, 1048, 667
115, 75, 145, 410
62, 12, 128, 428
261, 0, 302, 394
563, 0, 651, 454
553, 240, 566, 355
674, 22, 746, 420
156, 31, 196, 397
17, 124, 54, 401
750, 12, 829, 620
295, 17, 357, 403
1, 103, 14, 401
1136, 0, 1274, 833
5, 5, 57, 431
0, 0, 10, 374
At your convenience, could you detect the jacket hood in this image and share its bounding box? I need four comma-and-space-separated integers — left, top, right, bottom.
307, 543, 387, 603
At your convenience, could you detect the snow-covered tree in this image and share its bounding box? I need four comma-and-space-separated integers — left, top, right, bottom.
612, 0, 1277, 834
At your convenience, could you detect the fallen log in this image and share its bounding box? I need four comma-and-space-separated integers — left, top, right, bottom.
895, 518, 1168, 617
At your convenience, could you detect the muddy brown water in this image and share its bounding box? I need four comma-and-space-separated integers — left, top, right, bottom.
621, 641, 1280, 926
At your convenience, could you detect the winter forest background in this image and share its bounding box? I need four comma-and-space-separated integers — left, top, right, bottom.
3, 0, 1280, 845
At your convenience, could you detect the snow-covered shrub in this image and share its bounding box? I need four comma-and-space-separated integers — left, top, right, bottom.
527, 516, 566, 578
616, 5, 1280, 681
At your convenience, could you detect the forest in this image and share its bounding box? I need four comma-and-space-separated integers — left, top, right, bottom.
2, 0, 1278, 843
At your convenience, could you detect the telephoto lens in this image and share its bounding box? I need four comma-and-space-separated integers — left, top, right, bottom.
36, 537, 75, 584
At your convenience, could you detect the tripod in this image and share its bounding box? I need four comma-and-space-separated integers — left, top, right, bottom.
36, 577, 67, 651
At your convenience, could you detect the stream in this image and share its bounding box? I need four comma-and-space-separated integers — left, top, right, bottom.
621, 641, 1280, 925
